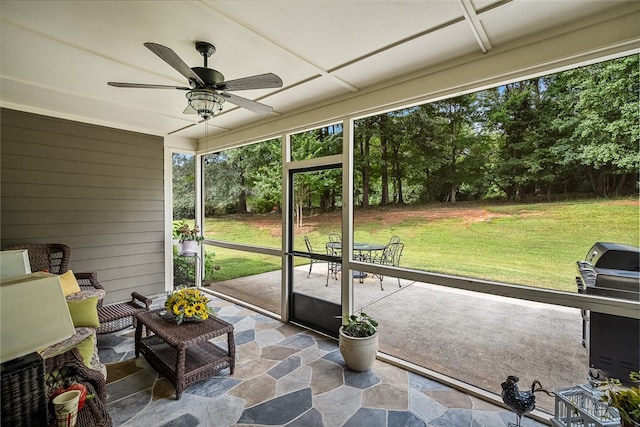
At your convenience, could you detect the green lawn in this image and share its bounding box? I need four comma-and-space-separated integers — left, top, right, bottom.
194, 199, 638, 292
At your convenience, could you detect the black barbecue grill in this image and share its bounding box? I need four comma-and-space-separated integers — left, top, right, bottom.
576, 242, 640, 382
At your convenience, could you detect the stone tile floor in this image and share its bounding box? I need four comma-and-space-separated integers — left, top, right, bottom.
97, 295, 548, 426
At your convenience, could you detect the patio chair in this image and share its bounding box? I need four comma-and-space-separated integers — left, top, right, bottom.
3, 242, 151, 329
304, 236, 322, 278
3, 242, 71, 274
328, 233, 342, 243
371, 242, 404, 291
3, 243, 106, 303
389, 236, 401, 245
325, 242, 342, 286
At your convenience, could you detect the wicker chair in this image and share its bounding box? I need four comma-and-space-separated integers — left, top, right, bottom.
3, 243, 106, 306
2, 243, 151, 325
44, 348, 112, 426
3, 243, 71, 275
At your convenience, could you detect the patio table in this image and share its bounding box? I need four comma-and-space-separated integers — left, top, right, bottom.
135, 309, 235, 399
326, 242, 386, 280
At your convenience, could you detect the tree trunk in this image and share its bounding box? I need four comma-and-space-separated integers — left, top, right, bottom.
393, 146, 403, 204
238, 190, 247, 213
615, 173, 627, 195
362, 134, 370, 209
380, 117, 390, 206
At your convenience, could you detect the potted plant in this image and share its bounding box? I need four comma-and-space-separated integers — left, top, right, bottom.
162, 286, 215, 324
338, 312, 378, 372
600, 372, 640, 427
174, 220, 204, 255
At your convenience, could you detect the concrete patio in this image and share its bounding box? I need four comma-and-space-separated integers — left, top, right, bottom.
100, 294, 548, 426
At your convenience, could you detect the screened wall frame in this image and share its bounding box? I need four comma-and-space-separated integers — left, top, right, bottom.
185, 114, 639, 323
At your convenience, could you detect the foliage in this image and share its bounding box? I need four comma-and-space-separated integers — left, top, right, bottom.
340, 312, 378, 338
164, 286, 215, 325
546, 55, 639, 197
174, 220, 204, 242
203, 139, 282, 215
172, 153, 196, 219
599, 371, 640, 424
173, 247, 218, 286
174, 55, 638, 217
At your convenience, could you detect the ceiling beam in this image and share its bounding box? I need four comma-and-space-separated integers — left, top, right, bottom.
458, 0, 492, 53
199, 4, 640, 151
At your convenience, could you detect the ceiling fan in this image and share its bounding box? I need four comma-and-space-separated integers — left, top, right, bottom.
108, 41, 283, 120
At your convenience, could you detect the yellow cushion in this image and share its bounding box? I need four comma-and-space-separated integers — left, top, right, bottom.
67, 296, 100, 328
59, 270, 81, 296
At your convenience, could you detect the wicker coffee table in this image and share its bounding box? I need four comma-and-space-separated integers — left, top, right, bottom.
135, 309, 235, 399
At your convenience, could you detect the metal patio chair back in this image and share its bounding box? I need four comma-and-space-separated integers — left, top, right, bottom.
325, 242, 342, 286
328, 233, 342, 243
304, 236, 328, 279
372, 242, 404, 290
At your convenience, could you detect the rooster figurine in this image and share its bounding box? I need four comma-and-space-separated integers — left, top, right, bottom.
501, 376, 552, 426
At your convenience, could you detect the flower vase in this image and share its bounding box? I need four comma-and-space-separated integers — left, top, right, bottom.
179, 240, 199, 255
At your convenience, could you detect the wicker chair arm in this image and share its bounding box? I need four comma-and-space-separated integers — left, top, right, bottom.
73, 272, 105, 308
44, 348, 106, 403
73, 272, 104, 291
131, 291, 153, 309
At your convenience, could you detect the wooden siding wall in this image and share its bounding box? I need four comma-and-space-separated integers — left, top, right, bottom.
0, 109, 165, 303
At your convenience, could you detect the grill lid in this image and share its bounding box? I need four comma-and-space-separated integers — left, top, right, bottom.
585, 242, 640, 271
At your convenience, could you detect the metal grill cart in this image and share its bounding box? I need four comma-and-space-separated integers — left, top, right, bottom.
575, 242, 640, 382
552, 383, 621, 427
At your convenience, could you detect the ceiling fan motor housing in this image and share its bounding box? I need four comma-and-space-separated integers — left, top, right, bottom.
192, 67, 225, 87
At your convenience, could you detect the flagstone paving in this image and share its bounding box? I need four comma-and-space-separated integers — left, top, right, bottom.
98, 295, 547, 426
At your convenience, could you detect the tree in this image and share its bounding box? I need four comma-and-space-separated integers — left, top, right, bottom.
172, 153, 196, 219
174, 55, 638, 216
546, 55, 639, 196
431, 94, 481, 203
204, 139, 281, 214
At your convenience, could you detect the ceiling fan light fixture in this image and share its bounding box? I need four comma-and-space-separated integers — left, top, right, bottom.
186, 89, 224, 120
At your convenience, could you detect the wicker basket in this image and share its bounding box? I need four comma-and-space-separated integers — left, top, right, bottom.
1, 352, 47, 427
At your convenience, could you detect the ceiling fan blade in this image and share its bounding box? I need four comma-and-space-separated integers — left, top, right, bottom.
220, 92, 273, 114
108, 82, 190, 90
219, 73, 283, 91
144, 42, 205, 86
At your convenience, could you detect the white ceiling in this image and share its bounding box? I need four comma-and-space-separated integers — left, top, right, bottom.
1, 0, 638, 143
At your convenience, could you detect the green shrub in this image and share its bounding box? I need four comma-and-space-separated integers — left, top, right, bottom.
173, 247, 219, 287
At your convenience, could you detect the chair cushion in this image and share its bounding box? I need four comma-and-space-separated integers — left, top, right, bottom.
66, 289, 105, 302
75, 333, 95, 368
67, 296, 100, 328
40, 327, 94, 360
59, 270, 81, 296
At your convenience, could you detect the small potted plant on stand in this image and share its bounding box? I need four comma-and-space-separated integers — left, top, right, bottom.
174, 220, 204, 256
338, 312, 378, 372
600, 371, 640, 427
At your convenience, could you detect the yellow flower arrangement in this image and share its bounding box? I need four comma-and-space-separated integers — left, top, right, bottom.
164, 287, 214, 324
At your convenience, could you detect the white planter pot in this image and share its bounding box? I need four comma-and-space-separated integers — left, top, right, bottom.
339, 327, 378, 372
179, 240, 199, 256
